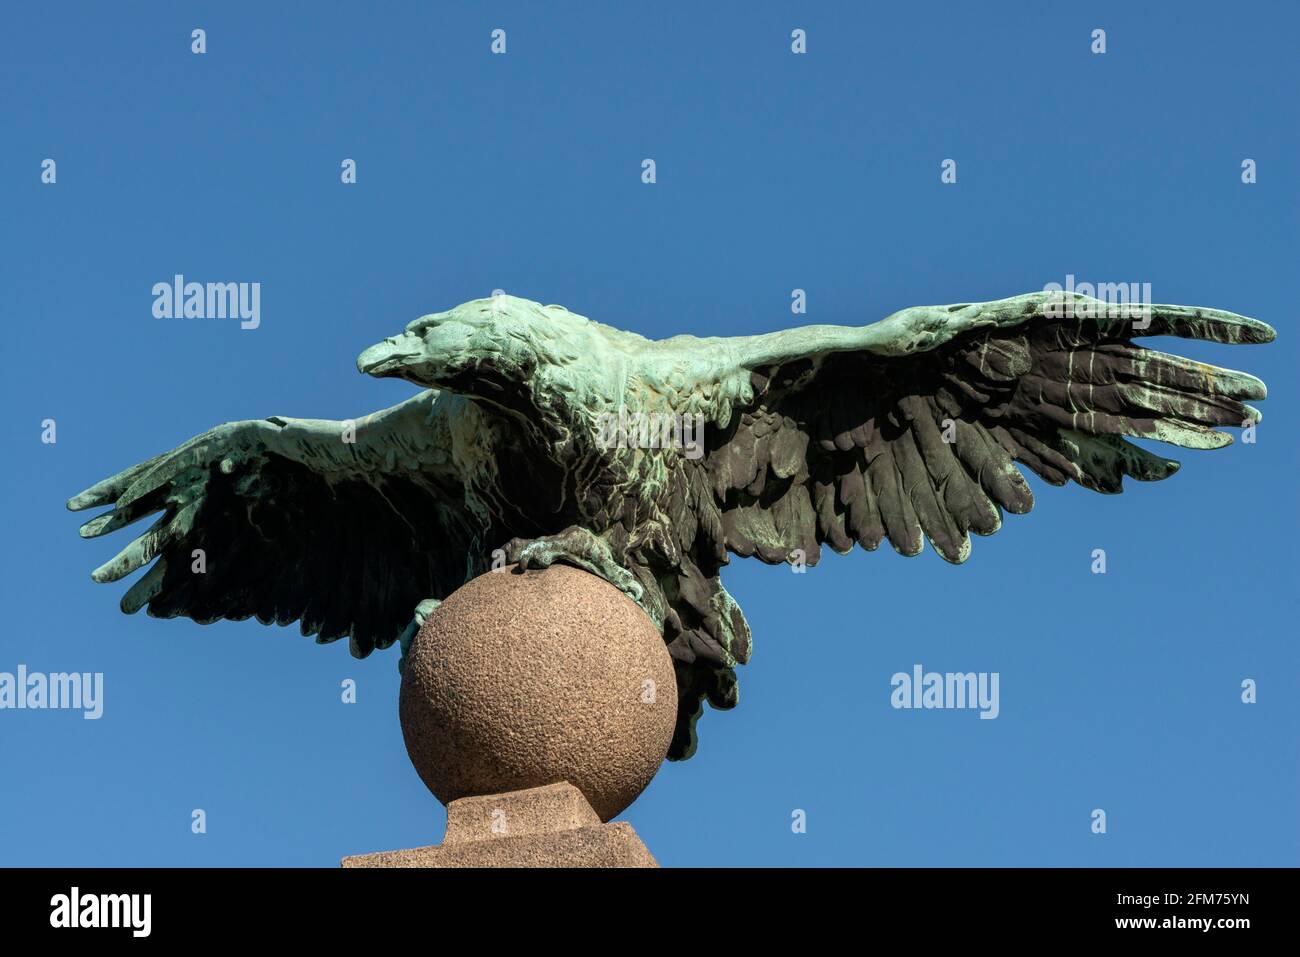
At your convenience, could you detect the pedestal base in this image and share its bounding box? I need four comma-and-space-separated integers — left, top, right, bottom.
341, 782, 658, 868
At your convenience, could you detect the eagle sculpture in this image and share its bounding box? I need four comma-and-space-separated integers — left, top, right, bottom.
69, 292, 1274, 758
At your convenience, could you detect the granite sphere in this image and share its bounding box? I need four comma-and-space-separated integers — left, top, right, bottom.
399, 564, 677, 821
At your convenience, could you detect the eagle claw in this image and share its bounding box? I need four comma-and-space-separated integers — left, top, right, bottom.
397, 597, 442, 674
502, 526, 645, 605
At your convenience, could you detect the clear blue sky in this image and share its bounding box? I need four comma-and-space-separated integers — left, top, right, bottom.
1, 1, 1295, 866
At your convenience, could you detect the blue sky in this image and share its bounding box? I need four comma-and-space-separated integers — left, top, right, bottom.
1, 1, 1295, 866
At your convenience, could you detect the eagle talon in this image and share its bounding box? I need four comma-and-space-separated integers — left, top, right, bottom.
397, 598, 442, 674
502, 527, 644, 605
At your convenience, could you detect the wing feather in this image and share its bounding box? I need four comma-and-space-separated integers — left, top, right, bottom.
705, 293, 1272, 566
70, 392, 475, 657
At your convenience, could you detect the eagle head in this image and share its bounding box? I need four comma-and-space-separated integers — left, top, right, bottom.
357, 295, 557, 390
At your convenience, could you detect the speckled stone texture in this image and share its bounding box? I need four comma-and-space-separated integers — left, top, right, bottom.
341, 782, 658, 868
399, 563, 677, 822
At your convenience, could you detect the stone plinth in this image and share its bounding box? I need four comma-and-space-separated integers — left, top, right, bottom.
341, 782, 657, 868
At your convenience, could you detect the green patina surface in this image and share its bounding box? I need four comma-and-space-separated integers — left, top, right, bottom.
69, 292, 1274, 758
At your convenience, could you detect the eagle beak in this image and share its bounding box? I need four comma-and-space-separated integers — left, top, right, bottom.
357, 337, 418, 376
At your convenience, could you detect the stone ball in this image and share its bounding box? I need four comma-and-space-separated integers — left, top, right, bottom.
399, 564, 677, 822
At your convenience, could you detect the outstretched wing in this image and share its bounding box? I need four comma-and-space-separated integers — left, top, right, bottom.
68, 391, 477, 656
708, 293, 1273, 566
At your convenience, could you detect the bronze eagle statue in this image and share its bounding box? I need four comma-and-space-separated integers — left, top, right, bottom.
68, 292, 1273, 758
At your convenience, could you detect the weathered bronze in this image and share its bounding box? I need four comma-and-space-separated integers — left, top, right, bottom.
68, 292, 1274, 758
